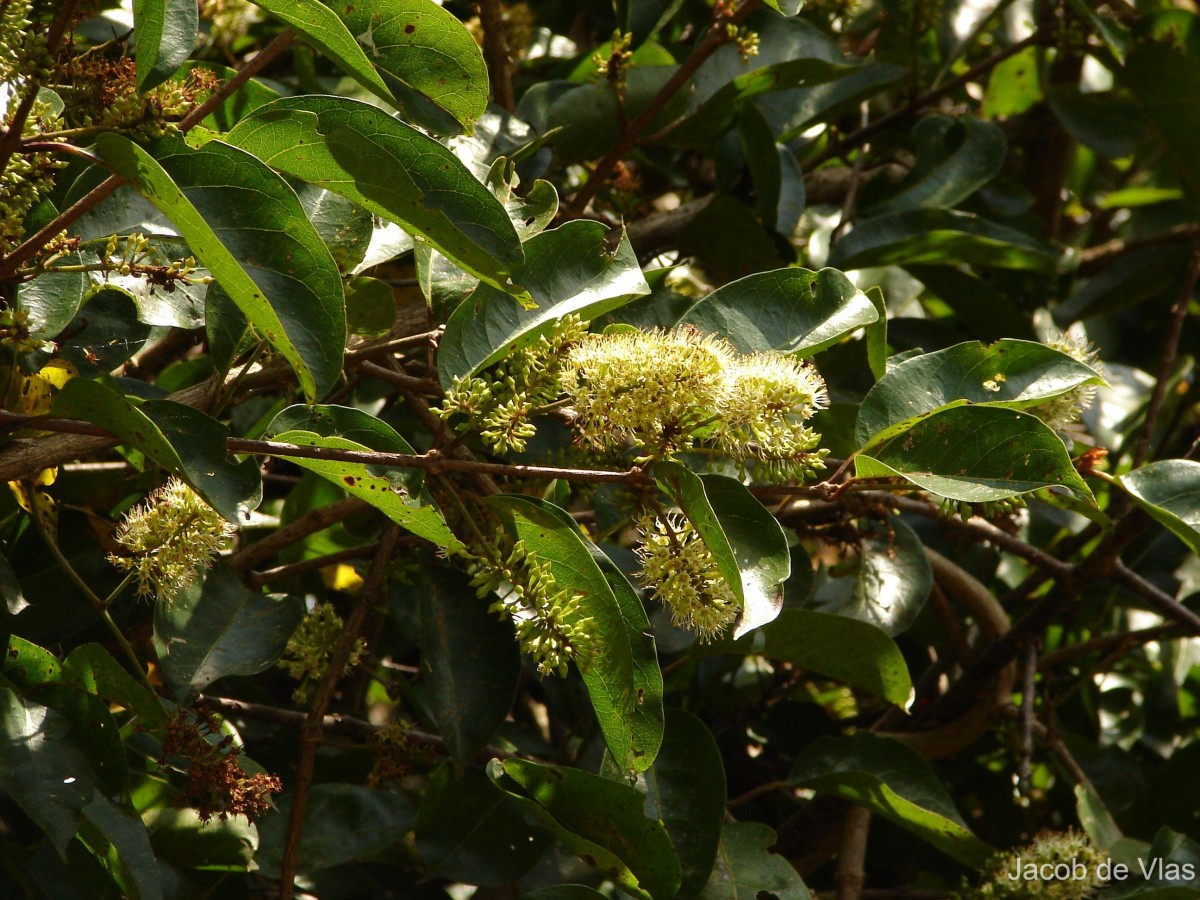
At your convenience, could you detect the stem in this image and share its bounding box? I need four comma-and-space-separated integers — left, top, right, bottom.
478, 0, 514, 111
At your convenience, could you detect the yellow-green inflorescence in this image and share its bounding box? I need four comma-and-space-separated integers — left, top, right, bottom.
563, 327, 829, 479
278, 602, 366, 699
1031, 329, 1105, 432
468, 535, 596, 677
959, 831, 1107, 899
109, 478, 235, 602
636, 512, 740, 640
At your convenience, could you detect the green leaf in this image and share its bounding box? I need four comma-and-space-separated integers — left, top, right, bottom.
2, 635, 63, 688
640, 710, 726, 900
855, 406, 1096, 504
487, 495, 663, 774
677, 267, 877, 357
419, 565, 520, 765
294, 182, 374, 276
981, 46, 1043, 118
224, 96, 524, 293
487, 758, 682, 900
788, 732, 994, 867
750, 610, 913, 706
255, 784, 415, 877
246, 0, 401, 106
762, 0, 804, 13
1119, 459, 1200, 556
865, 285, 888, 382
146, 807, 258, 871
94, 132, 346, 400
655, 463, 791, 638
134, 0, 198, 91
324, 0, 489, 132
699, 822, 812, 900
62, 644, 167, 729
152, 563, 304, 703
438, 221, 650, 386
36, 684, 129, 801
855, 339, 1106, 447
263, 404, 461, 550
415, 763, 549, 886
15, 250, 92, 339
520, 889, 608, 900
78, 793, 163, 900
52, 378, 262, 523
868, 116, 1007, 215
0, 686, 95, 854
829, 209, 1058, 274
814, 515, 931, 637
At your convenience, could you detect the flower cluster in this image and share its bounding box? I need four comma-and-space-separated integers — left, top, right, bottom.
468, 535, 595, 677
109, 478, 235, 601
440, 315, 589, 454
636, 513, 740, 640
1, 94, 65, 253
1031, 328, 1104, 432
960, 831, 1106, 899
278, 602, 366, 700
562, 327, 829, 479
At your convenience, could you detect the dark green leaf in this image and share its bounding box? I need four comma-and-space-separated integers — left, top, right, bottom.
152, 563, 304, 703
829, 210, 1057, 273
520, 889, 608, 900
57, 289, 152, 375
225, 96, 524, 293
763, 0, 803, 13
855, 406, 1096, 504
133, 0, 197, 91
487, 495, 663, 774
62, 644, 167, 728
52, 378, 263, 523
1119, 459, 1200, 555
36, 684, 128, 801
294, 182, 374, 276
655, 464, 791, 638
677, 267, 877, 357
1047, 86, 1152, 159
438, 221, 650, 386
420, 565, 520, 765
0, 686, 95, 854
146, 807, 258, 871
78, 793, 163, 900
814, 515, 931, 637
263, 404, 461, 549
789, 732, 994, 867
488, 758, 682, 900
855, 339, 1106, 446
345, 276, 397, 337
699, 822, 812, 900
865, 285, 888, 381
415, 764, 549, 886
94, 133, 346, 400
15, 251, 92, 339
640, 710, 725, 900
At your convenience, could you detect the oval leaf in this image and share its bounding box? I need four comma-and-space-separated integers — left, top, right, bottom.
224, 96, 524, 293
95, 133, 346, 400
700, 822, 812, 900
1119, 459, 1200, 555
134, 0, 198, 91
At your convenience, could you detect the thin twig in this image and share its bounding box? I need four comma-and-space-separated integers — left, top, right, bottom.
247, 543, 381, 588
1017, 640, 1037, 800
228, 497, 368, 575
478, 0, 514, 111
836, 806, 872, 900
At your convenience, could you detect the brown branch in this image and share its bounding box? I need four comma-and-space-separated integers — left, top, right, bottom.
565, 0, 763, 217
836, 806, 872, 900
228, 496, 368, 575
1075, 224, 1200, 277
246, 543, 381, 588
279, 524, 401, 900
1038, 624, 1179, 669
1131, 238, 1200, 468
1017, 640, 1037, 800
478, 0, 514, 111
0, 29, 296, 282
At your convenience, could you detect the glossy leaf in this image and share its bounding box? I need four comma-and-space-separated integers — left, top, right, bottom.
264, 404, 461, 550
438, 221, 650, 386
814, 515, 932, 637
134, 0, 197, 91
52, 378, 262, 523
487, 495, 662, 774
678, 267, 877, 357
62, 644, 167, 728
224, 96, 524, 293
857, 406, 1095, 504
487, 758, 682, 900
656, 463, 791, 638
96, 133, 345, 399
640, 710, 726, 900
0, 686, 95, 854
1120, 459, 1200, 556
855, 339, 1106, 447
152, 563, 304, 703
699, 822, 812, 900
420, 565, 520, 765
829, 209, 1058, 274
789, 732, 993, 867
78, 793, 163, 900
415, 764, 548, 886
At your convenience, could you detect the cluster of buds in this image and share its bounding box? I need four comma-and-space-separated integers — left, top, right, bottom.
724, 23, 760, 61
959, 831, 1106, 899
199, 0, 263, 50
1030, 328, 1104, 433
636, 513, 740, 640
95, 232, 206, 291
440, 315, 588, 455
58, 57, 217, 137
108, 478, 235, 601
468, 534, 596, 677
160, 710, 282, 823
594, 30, 635, 90
562, 327, 828, 480
1, 95, 66, 253
938, 495, 1027, 522
277, 602, 366, 700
